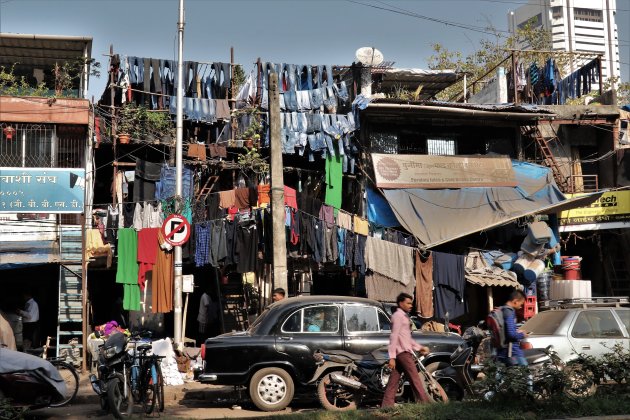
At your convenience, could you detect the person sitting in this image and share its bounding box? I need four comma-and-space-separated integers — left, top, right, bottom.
307, 309, 326, 332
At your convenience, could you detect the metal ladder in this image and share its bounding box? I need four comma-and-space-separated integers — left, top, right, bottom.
521, 124, 569, 191
58, 226, 84, 364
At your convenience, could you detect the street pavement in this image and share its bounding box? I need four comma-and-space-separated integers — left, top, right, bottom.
27, 372, 317, 419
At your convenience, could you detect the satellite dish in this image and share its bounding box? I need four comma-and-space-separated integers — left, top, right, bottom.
355, 47, 384, 66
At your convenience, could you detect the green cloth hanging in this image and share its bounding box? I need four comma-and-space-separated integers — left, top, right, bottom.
123, 284, 141, 311
325, 153, 343, 215
116, 228, 140, 310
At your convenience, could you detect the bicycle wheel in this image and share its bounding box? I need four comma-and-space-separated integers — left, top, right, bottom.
49, 360, 79, 407
155, 359, 165, 412
141, 364, 157, 415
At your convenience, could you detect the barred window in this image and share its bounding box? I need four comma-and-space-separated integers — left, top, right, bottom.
427, 138, 456, 155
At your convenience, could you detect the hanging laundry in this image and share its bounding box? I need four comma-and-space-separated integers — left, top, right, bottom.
209, 219, 228, 267
284, 186, 298, 209
364, 236, 415, 286
337, 228, 346, 267
323, 223, 339, 263
137, 228, 159, 291
365, 272, 415, 303
116, 228, 140, 311
234, 220, 258, 273
85, 229, 112, 268
415, 251, 434, 318
234, 187, 251, 209
257, 184, 270, 206
219, 190, 236, 209
142, 201, 163, 228
433, 252, 466, 320
354, 234, 367, 275
319, 204, 335, 225
324, 153, 343, 212
336, 210, 353, 230
194, 222, 211, 267
353, 215, 369, 236
153, 230, 174, 313
134, 159, 162, 203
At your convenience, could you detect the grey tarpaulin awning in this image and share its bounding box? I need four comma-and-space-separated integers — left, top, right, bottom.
382, 161, 604, 249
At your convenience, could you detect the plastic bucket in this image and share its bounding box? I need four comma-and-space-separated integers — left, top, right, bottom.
536, 271, 552, 301
561, 256, 582, 280
524, 259, 546, 285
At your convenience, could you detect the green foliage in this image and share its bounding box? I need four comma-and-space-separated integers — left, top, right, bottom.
237, 147, 269, 174
117, 104, 174, 142
0, 396, 27, 420
0, 65, 48, 97
232, 64, 246, 94
238, 110, 262, 140
54, 57, 101, 97
579, 342, 630, 384
427, 24, 561, 101
0, 58, 100, 98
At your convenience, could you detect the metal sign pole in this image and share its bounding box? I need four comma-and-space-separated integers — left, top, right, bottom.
173, 0, 185, 350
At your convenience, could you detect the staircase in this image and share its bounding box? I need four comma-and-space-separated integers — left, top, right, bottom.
521, 124, 569, 192
58, 225, 84, 365
604, 234, 630, 297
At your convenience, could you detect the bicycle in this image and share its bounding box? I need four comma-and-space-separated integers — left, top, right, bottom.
26, 336, 80, 407
127, 333, 165, 415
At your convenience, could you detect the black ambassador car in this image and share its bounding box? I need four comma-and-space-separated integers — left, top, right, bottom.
199, 296, 463, 411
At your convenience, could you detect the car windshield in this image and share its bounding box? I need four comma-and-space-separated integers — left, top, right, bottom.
522, 311, 568, 335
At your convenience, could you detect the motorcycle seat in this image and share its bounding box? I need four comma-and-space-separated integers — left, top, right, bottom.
523, 348, 548, 365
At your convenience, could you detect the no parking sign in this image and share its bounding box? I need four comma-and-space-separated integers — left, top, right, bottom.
161, 214, 191, 246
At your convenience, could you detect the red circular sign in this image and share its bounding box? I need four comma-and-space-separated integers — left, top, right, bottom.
161, 214, 191, 246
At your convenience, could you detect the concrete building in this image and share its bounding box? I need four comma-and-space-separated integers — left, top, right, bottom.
510, 0, 620, 83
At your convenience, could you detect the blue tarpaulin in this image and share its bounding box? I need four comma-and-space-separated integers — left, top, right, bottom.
366, 187, 400, 227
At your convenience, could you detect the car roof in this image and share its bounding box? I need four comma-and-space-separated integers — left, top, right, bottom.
269, 295, 383, 310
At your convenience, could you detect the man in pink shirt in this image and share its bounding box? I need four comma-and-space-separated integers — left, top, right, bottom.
381, 292, 430, 407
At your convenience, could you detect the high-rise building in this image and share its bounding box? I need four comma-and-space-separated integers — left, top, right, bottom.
510, 0, 620, 83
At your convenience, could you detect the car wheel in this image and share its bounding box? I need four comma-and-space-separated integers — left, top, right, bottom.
249, 367, 294, 412
317, 373, 358, 411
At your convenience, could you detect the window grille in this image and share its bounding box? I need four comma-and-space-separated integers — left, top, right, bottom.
427, 138, 456, 155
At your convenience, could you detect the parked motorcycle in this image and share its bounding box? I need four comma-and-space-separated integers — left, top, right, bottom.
311, 347, 448, 411
0, 348, 67, 411
89, 332, 133, 418
434, 326, 595, 400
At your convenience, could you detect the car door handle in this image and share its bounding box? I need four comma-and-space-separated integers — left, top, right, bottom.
582, 345, 591, 350
278, 336, 293, 341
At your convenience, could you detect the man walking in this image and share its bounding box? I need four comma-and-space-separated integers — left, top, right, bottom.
497, 289, 528, 366
382, 292, 429, 408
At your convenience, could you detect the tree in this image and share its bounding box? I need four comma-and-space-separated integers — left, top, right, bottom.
427, 24, 563, 101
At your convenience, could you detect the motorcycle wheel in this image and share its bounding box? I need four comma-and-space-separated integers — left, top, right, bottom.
107, 375, 134, 418
564, 365, 597, 398
423, 373, 449, 403
317, 373, 359, 411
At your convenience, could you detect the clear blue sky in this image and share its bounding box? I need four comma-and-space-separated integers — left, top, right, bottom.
1, 0, 629, 98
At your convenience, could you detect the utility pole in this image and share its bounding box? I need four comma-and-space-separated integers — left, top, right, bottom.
173, 0, 185, 349
269, 73, 288, 293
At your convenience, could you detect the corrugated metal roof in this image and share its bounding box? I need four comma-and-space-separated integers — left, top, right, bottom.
0, 33, 92, 70
375, 68, 464, 101
465, 251, 521, 288
0, 240, 59, 269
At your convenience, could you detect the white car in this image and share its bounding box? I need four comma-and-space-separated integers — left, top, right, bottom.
520, 307, 630, 363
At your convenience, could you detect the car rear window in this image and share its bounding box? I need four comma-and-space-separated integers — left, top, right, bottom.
522, 311, 568, 335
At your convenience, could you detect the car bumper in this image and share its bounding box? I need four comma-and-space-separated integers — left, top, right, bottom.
198, 373, 218, 383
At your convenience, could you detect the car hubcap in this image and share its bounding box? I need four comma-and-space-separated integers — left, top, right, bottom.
257, 374, 287, 404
